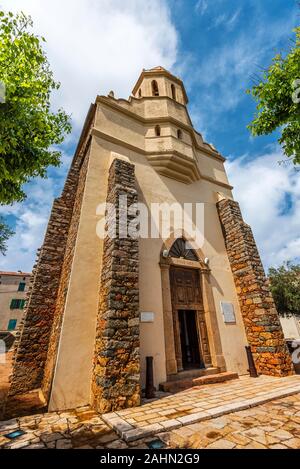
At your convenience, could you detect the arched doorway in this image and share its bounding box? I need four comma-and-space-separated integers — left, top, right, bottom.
160, 236, 226, 378
170, 266, 204, 370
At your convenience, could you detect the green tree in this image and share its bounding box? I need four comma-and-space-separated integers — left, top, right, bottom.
247, 26, 300, 165
0, 11, 71, 205
269, 261, 300, 317
0, 215, 14, 255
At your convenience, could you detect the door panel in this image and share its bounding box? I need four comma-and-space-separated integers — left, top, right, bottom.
170, 267, 202, 309
170, 266, 210, 371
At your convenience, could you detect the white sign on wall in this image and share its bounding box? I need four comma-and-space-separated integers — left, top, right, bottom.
220, 302, 236, 324
140, 312, 155, 323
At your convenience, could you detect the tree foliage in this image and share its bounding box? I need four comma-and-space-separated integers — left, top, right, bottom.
0, 215, 14, 255
0, 10, 71, 205
269, 261, 300, 317
247, 26, 300, 165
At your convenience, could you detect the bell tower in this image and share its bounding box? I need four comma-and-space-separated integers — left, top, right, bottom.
132, 66, 188, 105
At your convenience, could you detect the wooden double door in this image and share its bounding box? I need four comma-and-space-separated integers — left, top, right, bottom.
170, 266, 211, 371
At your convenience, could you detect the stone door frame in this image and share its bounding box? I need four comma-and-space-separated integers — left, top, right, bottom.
160, 236, 226, 379
170, 266, 210, 372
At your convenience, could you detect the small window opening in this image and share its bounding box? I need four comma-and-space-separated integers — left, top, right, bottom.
155, 125, 161, 137
138, 89, 142, 97
171, 84, 176, 100
151, 80, 159, 96
177, 129, 183, 139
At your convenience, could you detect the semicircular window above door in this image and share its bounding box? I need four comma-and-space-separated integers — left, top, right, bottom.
169, 238, 198, 261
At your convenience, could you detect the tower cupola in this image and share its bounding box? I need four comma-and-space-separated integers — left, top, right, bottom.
132, 66, 188, 105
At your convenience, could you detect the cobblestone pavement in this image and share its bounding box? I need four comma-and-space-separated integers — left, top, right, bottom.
0, 377, 299, 449
103, 374, 300, 441
163, 393, 300, 449
0, 394, 299, 449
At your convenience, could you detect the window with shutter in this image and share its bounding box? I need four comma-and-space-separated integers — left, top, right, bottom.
8, 319, 17, 330
18, 282, 26, 292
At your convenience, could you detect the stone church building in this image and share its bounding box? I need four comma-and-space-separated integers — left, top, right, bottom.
8, 67, 293, 414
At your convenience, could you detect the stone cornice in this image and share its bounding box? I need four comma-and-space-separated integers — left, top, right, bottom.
91, 128, 233, 190
96, 96, 225, 162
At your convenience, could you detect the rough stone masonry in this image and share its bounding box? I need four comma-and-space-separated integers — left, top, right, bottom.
92, 158, 140, 413
217, 198, 294, 377
8, 160, 81, 397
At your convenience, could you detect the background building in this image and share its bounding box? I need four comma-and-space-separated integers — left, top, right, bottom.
0, 271, 31, 332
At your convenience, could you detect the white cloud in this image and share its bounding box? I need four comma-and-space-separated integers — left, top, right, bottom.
1, 1, 298, 277
1, 0, 178, 132
0, 177, 57, 272
0, 0, 179, 272
226, 149, 300, 271
187, 6, 297, 122
209, 9, 241, 31
195, 0, 208, 16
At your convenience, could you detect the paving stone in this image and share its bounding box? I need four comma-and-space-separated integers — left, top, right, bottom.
226, 432, 251, 446
123, 423, 163, 442
113, 422, 134, 436
160, 419, 182, 431
46, 441, 57, 448
7, 440, 31, 449
25, 443, 46, 449
244, 441, 267, 449
269, 429, 294, 440
177, 412, 209, 425
0, 436, 9, 447
269, 444, 288, 449
41, 432, 64, 443
206, 439, 236, 449
0, 418, 18, 432
106, 439, 128, 449
52, 423, 69, 433
95, 431, 118, 444
56, 439, 73, 449
207, 417, 228, 429
283, 438, 300, 449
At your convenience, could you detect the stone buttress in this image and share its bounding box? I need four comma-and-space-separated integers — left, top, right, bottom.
92, 158, 140, 413
217, 198, 294, 377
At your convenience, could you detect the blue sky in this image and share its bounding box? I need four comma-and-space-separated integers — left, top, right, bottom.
0, 0, 300, 272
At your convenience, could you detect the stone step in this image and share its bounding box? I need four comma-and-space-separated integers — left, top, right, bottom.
159, 371, 239, 393
167, 367, 218, 382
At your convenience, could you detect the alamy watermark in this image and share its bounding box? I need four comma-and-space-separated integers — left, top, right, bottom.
292, 79, 300, 104
291, 340, 300, 365
0, 80, 5, 103
96, 197, 205, 249
0, 339, 6, 364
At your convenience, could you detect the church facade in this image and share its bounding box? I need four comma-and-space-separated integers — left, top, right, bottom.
8, 67, 293, 414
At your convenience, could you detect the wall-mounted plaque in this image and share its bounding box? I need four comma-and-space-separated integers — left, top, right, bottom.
140, 312, 155, 323
220, 302, 236, 324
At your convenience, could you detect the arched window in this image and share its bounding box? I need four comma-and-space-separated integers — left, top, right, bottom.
169, 238, 198, 261
155, 125, 161, 137
151, 80, 159, 96
138, 89, 142, 97
177, 129, 183, 139
171, 83, 176, 100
